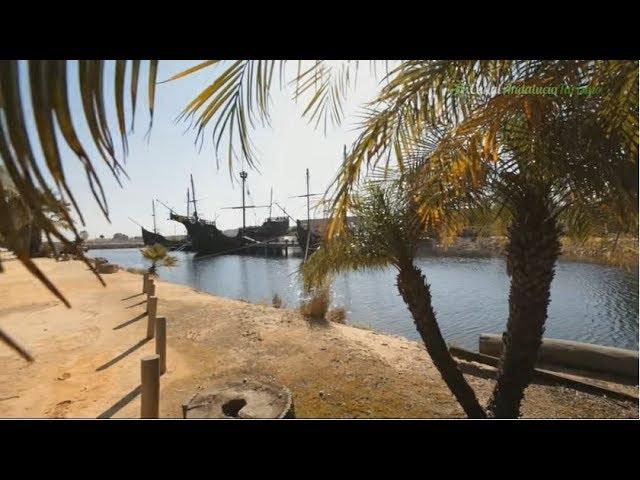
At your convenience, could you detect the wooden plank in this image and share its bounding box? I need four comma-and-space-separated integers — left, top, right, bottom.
449, 345, 638, 403
479, 334, 639, 379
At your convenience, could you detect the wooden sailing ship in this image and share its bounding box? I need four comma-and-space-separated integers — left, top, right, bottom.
291, 166, 355, 259
291, 168, 324, 259
169, 173, 289, 256
134, 200, 183, 249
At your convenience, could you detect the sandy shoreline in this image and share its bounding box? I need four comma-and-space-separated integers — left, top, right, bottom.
0, 257, 637, 418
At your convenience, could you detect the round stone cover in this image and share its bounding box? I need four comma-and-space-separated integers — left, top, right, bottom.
182, 379, 294, 419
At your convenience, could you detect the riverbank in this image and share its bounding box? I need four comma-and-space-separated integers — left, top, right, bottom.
0, 257, 637, 418
422, 235, 638, 271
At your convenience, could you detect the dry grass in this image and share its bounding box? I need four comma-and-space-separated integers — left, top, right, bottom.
561, 235, 638, 270
272, 294, 283, 309
125, 267, 147, 275
327, 307, 346, 324
300, 287, 330, 322
431, 234, 638, 270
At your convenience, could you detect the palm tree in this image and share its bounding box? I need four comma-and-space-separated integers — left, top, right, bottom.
479, 99, 637, 417
302, 180, 486, 418
312, 61, 636, 417
398, 92, 637, 417
140, 243, 177, 277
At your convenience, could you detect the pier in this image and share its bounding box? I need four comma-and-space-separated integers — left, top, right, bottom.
238, 239, 293, 257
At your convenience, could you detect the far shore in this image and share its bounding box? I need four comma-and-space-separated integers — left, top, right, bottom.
0, 257, 637, 418
86, 241, 144, 250
79, 234, 638, 271
420, 235, 638, 271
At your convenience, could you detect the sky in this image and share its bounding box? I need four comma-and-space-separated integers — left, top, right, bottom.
20, 61, 389, 239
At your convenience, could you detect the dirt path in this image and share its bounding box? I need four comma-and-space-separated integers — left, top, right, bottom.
0, 257, 637, 418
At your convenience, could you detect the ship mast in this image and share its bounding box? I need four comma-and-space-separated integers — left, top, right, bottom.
306, 168, 311, 226
186, 188, 190, 218
289, 169, 321, 262
240, 170, 248, 233
289, 169, 320, 228
304, 169, 311, 260
269, 187, 273, 219
190, 174, 199, 220
220, 170, 270, 232
152, 200, 157, 234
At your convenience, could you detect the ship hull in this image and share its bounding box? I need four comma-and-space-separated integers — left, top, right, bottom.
295, 217, 354, 256
170, 213, 289, 255
141, 227, 182, 248
296, 220, 321, 255
170, 214, 244, 255
242, 218, 289, 241
170, 213, 198, 238
190, 221, 245, 255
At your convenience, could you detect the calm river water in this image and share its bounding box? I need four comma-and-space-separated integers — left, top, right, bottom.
93, 248, 639, 351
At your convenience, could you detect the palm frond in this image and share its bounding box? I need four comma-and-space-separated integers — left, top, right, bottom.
303, 178, 436, 291
291, 60, 368, 133
140, 242, 168, 261
0, 60, 158, 358
301, 234, 389, 291
170, 60, 391, 173
326, 60, 639, 240
169, 60, 282, 172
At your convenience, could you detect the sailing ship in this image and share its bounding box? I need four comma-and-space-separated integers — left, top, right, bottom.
290, 168, 325, 259
141, 226, 174, 247
170, 173, 289, 255
292, 166, 354, 258
296, 217, 356, 255
295, 218, 324, 255
135, 200, 183, 249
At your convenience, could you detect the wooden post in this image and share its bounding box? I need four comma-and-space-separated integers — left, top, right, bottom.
142, 273, 149, 293
140, 354, 160, 418
146, 296, 158, 339
147, 280, 156, 298
155, 316, 167, 375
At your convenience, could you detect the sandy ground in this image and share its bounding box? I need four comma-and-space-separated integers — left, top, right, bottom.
0, 257, 637, 418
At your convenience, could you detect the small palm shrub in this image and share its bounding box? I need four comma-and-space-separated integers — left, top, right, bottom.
140, 243, 177, 276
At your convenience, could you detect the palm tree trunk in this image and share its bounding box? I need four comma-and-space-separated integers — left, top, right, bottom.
396, 260, 486, 418
487, 190, 561, 418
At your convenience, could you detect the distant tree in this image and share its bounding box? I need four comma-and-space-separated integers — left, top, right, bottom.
113, 233, 129, 241
99, 235, 105, 239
